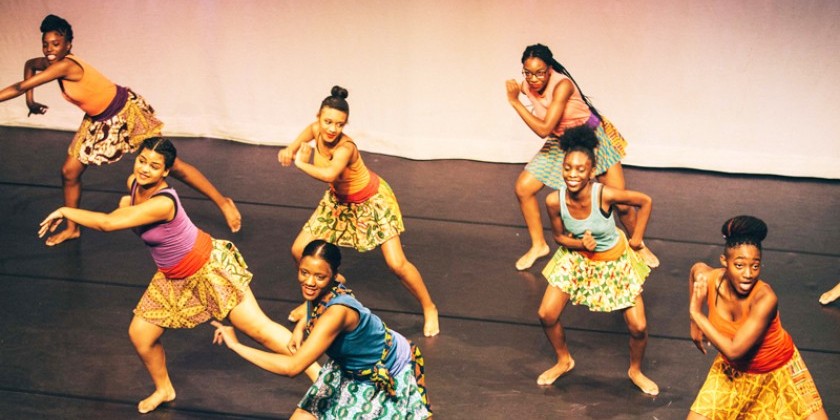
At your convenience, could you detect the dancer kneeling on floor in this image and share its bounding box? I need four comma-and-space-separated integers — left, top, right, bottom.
212, 239, 432, 419
38, 137, 318, 414
687, 215, 826, 419
536, 125, 659, 395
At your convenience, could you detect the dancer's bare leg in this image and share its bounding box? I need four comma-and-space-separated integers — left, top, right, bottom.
819, 282, 840, 305
46, 155, 86, 246
170, 158, 241, 232
515, 171, 550, 270
228, 288, 320, 381
598, 164, 659, 268
381, 236, 439, 337
128, 316, 176, 414
624, 295, 659, 395
537, 286, 575, 385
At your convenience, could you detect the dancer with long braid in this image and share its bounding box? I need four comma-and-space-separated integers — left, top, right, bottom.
506, 43, 658, 271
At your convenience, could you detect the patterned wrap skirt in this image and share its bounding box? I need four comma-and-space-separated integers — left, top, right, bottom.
541, 230, 650, 312
303, 179, 405, 252
525, 116, 627, 190
133, 239, 252, 329
690, 348, 824, 419
68, 87, 163, 166
298, 356, 432, 419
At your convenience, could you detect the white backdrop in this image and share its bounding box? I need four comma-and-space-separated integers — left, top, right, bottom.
1, 0, 839, 178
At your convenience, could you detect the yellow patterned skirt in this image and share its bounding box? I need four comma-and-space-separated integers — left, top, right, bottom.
303, 179, 405, 252
133, 239, 252, 329
68, 88, 163, 166
542, 230, 649, 312
690, 348, 824, 419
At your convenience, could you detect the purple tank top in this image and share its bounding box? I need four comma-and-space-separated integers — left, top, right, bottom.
131, 185, 199, 270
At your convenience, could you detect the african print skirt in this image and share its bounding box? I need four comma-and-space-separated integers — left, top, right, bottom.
303, 179, 405, 252
298, 355, 432, 420
542, 230, 649, 312
133, 239, 252, 329
68, 87, 163, 166
525, 116, 626, 190
690, 348, 824, 419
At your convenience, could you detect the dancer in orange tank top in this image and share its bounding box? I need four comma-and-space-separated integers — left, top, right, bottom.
278, 86, 439, 337
687, 215, 826, 419
0, 15, 241, 245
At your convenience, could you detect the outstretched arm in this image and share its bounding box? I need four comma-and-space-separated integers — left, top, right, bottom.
505, 77, 573, 138
38, 195, 174, 238
0, 57, 74, 112
212, 305, 354, 377
689, 273, 777, 361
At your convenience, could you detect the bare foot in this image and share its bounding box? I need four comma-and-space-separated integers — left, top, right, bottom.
819, 282, 840, 305
221, 198, 242, 233
423, 306, 440, 337
515, 243, 550, 271
137, 387, 176, 414
46, 227, 80, 247
637, 243, 660, 268
628, 369, 659, 396
288, 302, 306, 323
537, 357, 575, 385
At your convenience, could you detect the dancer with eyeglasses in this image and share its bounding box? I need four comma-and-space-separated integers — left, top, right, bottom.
505, 43, 658, 271
0, 15, 241, 245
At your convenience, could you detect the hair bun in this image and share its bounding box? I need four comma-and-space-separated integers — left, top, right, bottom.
330, 85, 348, 99
721, 215, 768, 247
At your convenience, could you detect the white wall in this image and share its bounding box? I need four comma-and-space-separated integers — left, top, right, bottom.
1, 0, 838, 178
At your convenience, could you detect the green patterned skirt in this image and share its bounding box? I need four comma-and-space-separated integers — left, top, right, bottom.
298, 358, 432, 419
133, 239, 252, 328
303, 179, 405, 252
525, 116, 626, 190
541, 230, 649, 312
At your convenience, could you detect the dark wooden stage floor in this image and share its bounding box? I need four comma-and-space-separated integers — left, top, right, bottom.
1, 126, 838, 419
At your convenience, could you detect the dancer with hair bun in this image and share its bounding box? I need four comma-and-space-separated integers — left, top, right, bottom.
38, 138, 317, 414
1, 14, 241, 245
278, 86, 439, 337
688, 215, 826, 419
505, 43, 658, 270
537, 126, 659, 395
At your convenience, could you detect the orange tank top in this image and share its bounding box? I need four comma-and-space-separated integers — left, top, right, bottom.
313, 141, 379, 203
60, 55, 117, 116
706, 278, 795, 373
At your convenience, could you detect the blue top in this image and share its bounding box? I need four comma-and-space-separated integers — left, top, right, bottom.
558, 182, 620, 252
317, 294, 410, 373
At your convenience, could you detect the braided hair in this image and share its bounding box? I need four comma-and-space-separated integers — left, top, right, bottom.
521, 43, 600, 119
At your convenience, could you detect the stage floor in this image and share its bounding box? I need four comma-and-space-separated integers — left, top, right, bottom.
1, 126, 838, 419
